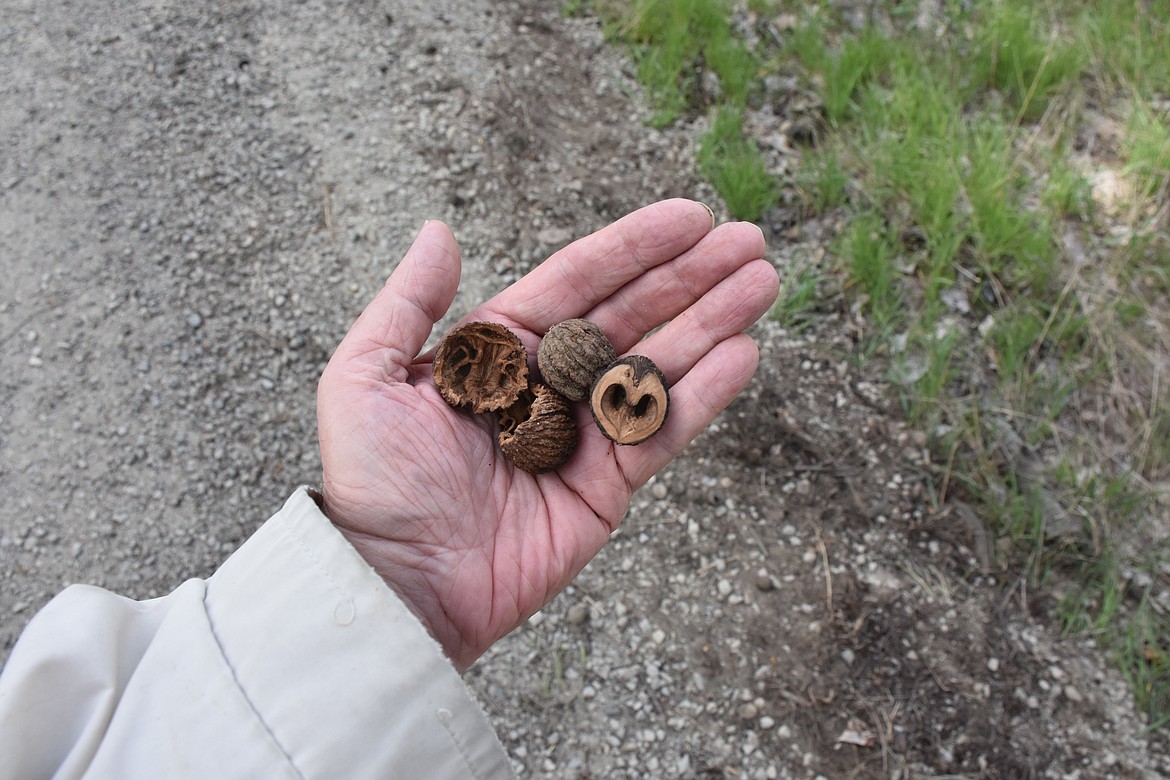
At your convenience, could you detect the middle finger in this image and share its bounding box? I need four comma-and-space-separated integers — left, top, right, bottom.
586, 221, 767, 354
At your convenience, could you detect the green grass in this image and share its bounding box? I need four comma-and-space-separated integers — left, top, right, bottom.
1124, 102, 1170, 200
796, 146, 850, 211
585, 0, 1170, 729
1076, 0, 1170, 94
784, 2, 1168, 724
1043, 156, 1094, 221
966, 2, 1086, 119
839, 211, 902, 334
595, 0, 757, 127
696, 107, 778, 222
585, 0, 772, 219
771, 263, 821, 333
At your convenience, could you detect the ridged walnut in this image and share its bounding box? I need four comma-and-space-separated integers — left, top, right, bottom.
432, 321, 528, 413
537, 319, 615, 402
498, 383, 578, 473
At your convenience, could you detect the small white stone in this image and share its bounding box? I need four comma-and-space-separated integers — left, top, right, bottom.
987, 657, 999, 672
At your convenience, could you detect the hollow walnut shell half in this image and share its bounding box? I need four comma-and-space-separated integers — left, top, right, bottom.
432, 321, 528, 413
589, 355, 670, 445
498, 383, 578, 473
537, 318, 616, 402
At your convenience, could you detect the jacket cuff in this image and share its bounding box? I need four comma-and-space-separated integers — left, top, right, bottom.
204, 487, 514, 779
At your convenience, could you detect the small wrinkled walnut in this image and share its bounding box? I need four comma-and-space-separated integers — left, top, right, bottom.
432, 321, 528, 413
537, 318, 616, 401
590, 355, 670, 445
498, 383, 578, 473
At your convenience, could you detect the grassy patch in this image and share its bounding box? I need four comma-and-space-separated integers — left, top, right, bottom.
781, 0, 1170, 727
1124, 102, 1170, 201
593, 0, 757, 126
771, 262, 821, 333
584, 0, 775, 219
795, 145, 849, 211
584, 0, 1170, 728
696, 107, 778, 222
967, 2, 1086, 119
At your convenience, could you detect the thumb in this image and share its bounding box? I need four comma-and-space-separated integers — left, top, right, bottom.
333, 220, 462, 382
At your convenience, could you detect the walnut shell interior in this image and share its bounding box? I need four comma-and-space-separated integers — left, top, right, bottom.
432, 321, 528, 413
589, 355, 670, 445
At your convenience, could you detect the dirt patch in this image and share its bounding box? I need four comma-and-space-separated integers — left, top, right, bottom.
1, 0, 1166, 776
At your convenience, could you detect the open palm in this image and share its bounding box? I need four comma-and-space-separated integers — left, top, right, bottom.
317, 200, 778, 670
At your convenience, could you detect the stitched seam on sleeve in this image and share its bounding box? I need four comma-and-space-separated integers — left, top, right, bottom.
201, 588, 309, 780
277, 517, 352, 605
435, 709, 490, 780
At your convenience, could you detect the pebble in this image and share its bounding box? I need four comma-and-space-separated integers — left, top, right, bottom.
650, 482, 668, 500
737, 702, 759, 721
987, 657, 999, 673
758, 715, 775, 730
567, 603, 589, 625
755, 571, 774, 592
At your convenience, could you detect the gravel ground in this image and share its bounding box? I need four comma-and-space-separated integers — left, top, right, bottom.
2, 0, 1167, 777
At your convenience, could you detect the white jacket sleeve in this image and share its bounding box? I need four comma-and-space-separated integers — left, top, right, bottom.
0, 488, 515, 780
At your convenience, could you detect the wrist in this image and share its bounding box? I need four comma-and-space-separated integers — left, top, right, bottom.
313, 487, 475, 670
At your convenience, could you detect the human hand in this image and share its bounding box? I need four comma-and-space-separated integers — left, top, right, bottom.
316, 199, 779, 670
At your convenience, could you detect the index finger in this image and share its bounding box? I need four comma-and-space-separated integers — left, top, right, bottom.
477, 199, 715, 334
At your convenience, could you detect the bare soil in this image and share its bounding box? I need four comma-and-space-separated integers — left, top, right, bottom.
1, 0, 1166, 777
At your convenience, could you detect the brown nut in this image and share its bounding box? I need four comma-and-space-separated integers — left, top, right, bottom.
590, 355, 669, 445
537, 318, 616, 402
433, 321, 528, 413
498, 383, 578, 473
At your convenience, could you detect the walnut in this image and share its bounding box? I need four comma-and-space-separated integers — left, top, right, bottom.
432, 321, 528, 413
589, 355, 670, 445
537, 318, 616, 401
498, 383, 578, 473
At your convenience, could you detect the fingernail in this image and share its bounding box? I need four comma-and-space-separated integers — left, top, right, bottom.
698, 201, 716, 229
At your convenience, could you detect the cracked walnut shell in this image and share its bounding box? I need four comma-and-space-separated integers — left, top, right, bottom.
498, 383, 578, 473
537, 318, 616, 402
432, 321, 528, 413
590, 355, 670, 445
